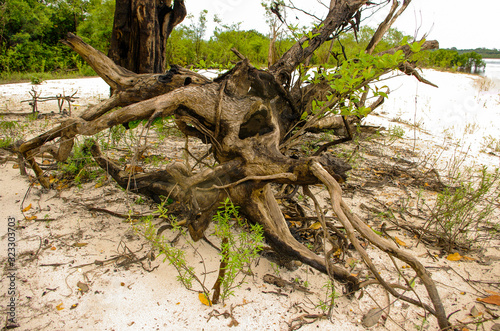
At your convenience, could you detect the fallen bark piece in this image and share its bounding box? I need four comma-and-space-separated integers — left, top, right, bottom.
362, 307, 384, 327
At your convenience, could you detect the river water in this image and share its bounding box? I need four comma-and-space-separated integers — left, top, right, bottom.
482, 58, 500, 80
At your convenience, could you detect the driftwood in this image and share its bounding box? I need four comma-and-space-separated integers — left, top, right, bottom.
13, 0, 451, 329
21, 88, 79, 115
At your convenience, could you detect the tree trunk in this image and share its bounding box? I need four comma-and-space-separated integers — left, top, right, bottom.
108, 0, 186, 73
267, 23, 279, 68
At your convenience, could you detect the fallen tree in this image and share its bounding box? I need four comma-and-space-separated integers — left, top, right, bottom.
13, 0, 451, 329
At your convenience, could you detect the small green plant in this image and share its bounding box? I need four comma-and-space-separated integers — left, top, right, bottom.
270, 262, 281, 276
144, 155, 163, 167
0, 119, 25, 146
58, 140, 101, 183
383, 125, 405, 146
391, 116, 423, 129
414, 317, 429, 331
482, 135, 500, 153
0, 136, 13, 148
421, 166, 500, 252
30, 76, 43, 85
389, 125, 405, 139
109, 124, 127, 147
212, 198, 265, 303
134, 196, 145, 204
0, 119, 18, 132
136, 213, 209, 294
135, 197, 264, 305
150, 116, 184, 140
27, 113, 38, 122
317, 279, 338, 315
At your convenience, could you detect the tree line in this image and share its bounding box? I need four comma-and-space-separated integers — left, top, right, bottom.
415, 49, 487, 73
0, 0, 114, 74
0, 0, 488, 76
454, 47, 500, 59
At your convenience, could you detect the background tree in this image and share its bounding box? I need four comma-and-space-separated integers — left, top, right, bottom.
0, 0, 56, 72
0, 0, 110, 74
261, 0, 285, 68
108, 0, 186, 73
77, 0, 116, 53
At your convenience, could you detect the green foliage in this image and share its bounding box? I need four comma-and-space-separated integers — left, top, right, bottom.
212, 198, 265, 302
385, 125, 405, 145
310, 27, 408, 66
317, 279, 338, 314
109, 124, 127, 147
58, 140, 100, 183
482, 135, 500, 153
0, 136, 14, 148
134, 197, 264, 304
0, 1, 416, 76
422, 167, 500, 252
30, 75, 43, 84
207, 28, 276, 68
166, 17, 277, 68
77, 0, 115, 53
454, 47, 500, 59
0, 117, 26, 147
137, 211, 203, 291
415, 49, 486, 73
303, 49, 404, 121
0, 0, 110, 75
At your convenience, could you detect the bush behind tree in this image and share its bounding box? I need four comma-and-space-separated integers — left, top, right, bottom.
0, 0, 488, 79
0, 0, 113, 76
414, 48, 486, 73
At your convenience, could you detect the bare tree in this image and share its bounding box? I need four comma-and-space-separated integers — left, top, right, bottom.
262, 0, 285, 68
14, 1, 451, 329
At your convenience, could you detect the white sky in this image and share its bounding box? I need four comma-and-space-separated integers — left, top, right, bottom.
184, 0, 500, 50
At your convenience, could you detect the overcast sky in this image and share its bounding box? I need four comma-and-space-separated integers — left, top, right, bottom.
184, 0, 499, 50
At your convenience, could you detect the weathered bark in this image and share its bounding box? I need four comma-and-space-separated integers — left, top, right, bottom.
18, 34, 358, 287
109, 0, 186, 73
269, 0, 368, 85
311, 162, 450, 329
365, 0, 410, 54
19, 32, 209, 182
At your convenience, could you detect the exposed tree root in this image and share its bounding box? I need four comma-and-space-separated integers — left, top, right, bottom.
310, 161, 451, 330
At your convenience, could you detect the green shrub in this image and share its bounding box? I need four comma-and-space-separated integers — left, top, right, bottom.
212, 198, 265, 302
423, 166, 500, 252
135, 197, 264, 305
58, 140, 100, 183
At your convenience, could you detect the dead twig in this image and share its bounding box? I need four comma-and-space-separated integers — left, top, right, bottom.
287, 313, 327, 331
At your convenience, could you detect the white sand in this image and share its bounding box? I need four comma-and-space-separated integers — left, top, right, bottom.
0, 77, 109, 113
368, 70, 500, 162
